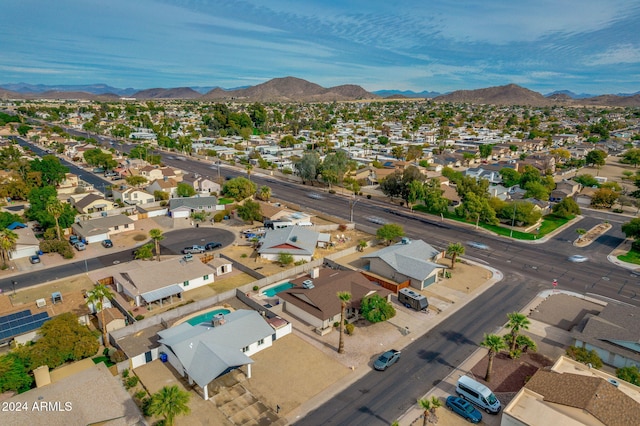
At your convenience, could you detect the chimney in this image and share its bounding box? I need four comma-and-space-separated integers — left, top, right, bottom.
211, 313, 226, 327
310, 267, 320, 279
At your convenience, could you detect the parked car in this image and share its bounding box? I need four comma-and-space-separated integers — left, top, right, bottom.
69, 235, 79, 245
182, 245, 205, 254
74, 241, 86, 251
446, 396, 482, 423
104, 171, 118, 177
205, 242, 222, 250
102, 239, 113, 248
373, 349, 401, 371
467, 241, 489, 250
30, 255, 41, 264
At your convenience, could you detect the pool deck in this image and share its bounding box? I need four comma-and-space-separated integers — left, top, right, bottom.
172, 305, 236, 327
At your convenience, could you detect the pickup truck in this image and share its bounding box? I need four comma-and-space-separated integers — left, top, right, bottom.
182, 245, 205, 254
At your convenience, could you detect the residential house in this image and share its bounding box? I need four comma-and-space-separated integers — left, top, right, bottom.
111, 187, 154, 205
72, 193, 116, 214
97, 257, 215, 308
464, 167, 503, 185
575, 186, 598, 207
550, 179, 582, 202
279, 269, 392, 335
157, 309, 291, 400
56, 173, 80, 195
9, 227, 40, 260
502, 356, 640, 426
168, 196, 218, 218
432, 153, 462, 168
72, 215, 135, 244
571, 303, 640, 369
182, 174, 221, 194
361, 239, 446, 290
146, 178, 179, 198
520, 154, 556, 174
257, 226, 322, 262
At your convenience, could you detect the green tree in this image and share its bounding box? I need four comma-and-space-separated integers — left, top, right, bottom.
376, 223, 405, 246
576, 228, 586, 241
499, 168, 521, 187
0, 353, 33, 393
45, 196, 64, 240
87, 284, 114, 347
446, 242, 465, 269
506, 312, 530, 357
479, 144, 494, 159
177, 182, 196, 197
616, 365, 640, 386
154, 190, 169, 201
360, 294, 396, 323
322, 151, 349, 190
295, 152, 321, 184
149, 228, 164, 262
148, 385, 191, 426
573, 174, 600, 187
277, 251, 293, 266
257, 185, 271, 201
422, 178, 449, 214
17, 124, 32, 136
585, 149, 607, 167
480, 334, 507, 382
0, 228, 18, 268
621, 218, 640, 240
620, 148, 640, 168
590, 187, 619, 208
222, 177, 257, 201
552, 197, 580, 218
406, 180, 425, 210
418, 396, 442, 426
337, 291, 352, 354
237, 199, 262, 222
523, 181, 551, 200
134, 243, 154, 260
565, 346, 603, 369
30, 155, 68, 186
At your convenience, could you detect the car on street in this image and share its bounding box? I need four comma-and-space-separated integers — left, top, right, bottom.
102, 239, 113, 248
467, 241, 489, 250
367, 216, 388, 225
568, 255, 588, 263
74, 241, 86, 251
446, 396, 482, 423
373, 349, 401, 371
308, 192, 324, 200
30, 255, 41, 264
205, 242, 222, 250
182, 245, 205, 254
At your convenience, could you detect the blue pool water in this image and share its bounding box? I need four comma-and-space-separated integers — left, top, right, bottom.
263, 282, 295, 297
186, 308, 231, 326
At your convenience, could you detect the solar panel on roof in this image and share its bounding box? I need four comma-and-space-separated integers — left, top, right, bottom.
0, 311, 51, 342
0, 309, 31, 326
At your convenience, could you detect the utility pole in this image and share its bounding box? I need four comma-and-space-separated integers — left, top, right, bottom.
510, 203, 517, 238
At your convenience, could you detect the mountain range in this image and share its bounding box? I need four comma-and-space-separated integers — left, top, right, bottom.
1, 77, 639, 107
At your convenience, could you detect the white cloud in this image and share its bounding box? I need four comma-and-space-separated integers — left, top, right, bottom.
586, 44, 640, 66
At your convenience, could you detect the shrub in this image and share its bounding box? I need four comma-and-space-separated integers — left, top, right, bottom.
135, 314, 145, 321
39, 239, 74, 259
214, 212, 226, 222
141, 397, 153, 416
345, 323, 355, 335
241, 253, 248, 258
133, 234, 147, 241
333, 322, 340, 328
124, 375, 139, 389
328, 189, 336, 194
360, 294, 396, 323
616, 365, 640, 386
122, 368, 129, 378
134, 390, 147, 400
566, 346, 603, 368
253, 285, 259, 291
338, 224, 348, 232
110, 349, 127, 363
367, 194, 372, 199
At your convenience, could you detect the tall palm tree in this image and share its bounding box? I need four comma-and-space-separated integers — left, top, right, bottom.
259, 185, 271, 201
46, 196, 64, 240
87, 283, 114, 348
480, 333, 506, 382
246, 164, 253, 181
418, 396, 442, 426
337, 291, 352, 354
506, 312, 531, 356
0, 229, 19, 268
446, 242, 465, 269
148, 385, 191, 426
149, 228, 164, 262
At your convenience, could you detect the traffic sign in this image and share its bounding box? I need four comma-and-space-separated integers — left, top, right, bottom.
552, 279, 558, 287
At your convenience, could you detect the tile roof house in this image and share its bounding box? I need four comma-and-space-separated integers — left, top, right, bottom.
257, 226, 322, 262
362, 239, 446, 290
182, 174, 221, 194
571, 303, 640, 369
146, 178, 179, 198
550, 179, 582, 202
111, 187, 154, 206
72, 193, 116, 214
503, 356, 640, 426
157, 309, 290, 400
279, 269, 392, 335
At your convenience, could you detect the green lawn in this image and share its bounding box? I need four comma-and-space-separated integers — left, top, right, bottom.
218, 198, 235, 205
92, 356, 115, 367
618, 249, 640, 265
412, 206, 572, 241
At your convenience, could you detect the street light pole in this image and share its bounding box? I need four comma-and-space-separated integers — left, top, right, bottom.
349, 195, 360, 223
11, 280, 17, 296
510, 203, 516, 238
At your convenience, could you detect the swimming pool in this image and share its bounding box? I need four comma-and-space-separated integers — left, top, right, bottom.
186, 308, 231, 326
263, 282, 295, 297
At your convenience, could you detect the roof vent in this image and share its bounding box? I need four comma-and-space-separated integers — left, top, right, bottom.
608, 379, 620, 387
291, 236, 297, 242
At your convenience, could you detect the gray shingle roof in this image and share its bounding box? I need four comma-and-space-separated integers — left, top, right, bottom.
258, 226, 319, 256
168, 196, 218, 210
158, 310, 274, 388
362, 240, 445, 281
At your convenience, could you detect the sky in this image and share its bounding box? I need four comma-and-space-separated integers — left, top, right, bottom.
1, 0, 640, 95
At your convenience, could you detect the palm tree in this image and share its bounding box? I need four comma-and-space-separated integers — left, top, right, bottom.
446, 242, 465, 269
259, 185, 271, 201
246, 164, 253, 180
418, 396, 442, 426
87, 283, 114, 348
480, 333, 506, 382
576, 228, 586, 241
149, 228, 164, 262
46, 196, 64, 240
0, 229, 18, 269
337, 291, 352, 354
148, 385, 191, 426
506, 312, 531, 356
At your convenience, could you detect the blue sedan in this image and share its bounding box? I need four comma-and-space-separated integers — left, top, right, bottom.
446, 396, 482, 423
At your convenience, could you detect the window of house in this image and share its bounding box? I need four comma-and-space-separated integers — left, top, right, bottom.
258, 338, 264, 346
183, 280, 189, 287
203, 275, 209, 280
242, 346, 249, 353
124, 224, 129, 228
114, 225, 119, 230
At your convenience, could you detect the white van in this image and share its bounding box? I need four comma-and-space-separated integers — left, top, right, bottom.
456, 376, 501, 414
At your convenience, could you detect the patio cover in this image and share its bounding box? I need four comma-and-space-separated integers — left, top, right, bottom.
141, 284, 183, 303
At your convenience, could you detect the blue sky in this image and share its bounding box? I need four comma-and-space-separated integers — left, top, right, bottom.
2, 0, 639, 94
